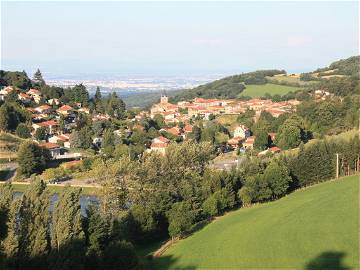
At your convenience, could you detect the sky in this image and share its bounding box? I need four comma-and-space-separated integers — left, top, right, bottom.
1, 1, 359, 77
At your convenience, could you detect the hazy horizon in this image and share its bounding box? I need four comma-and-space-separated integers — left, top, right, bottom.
1, 1, 358, 78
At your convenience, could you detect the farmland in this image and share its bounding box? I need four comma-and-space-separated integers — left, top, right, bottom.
239, 83, 301, 97
152, 174, 359, 270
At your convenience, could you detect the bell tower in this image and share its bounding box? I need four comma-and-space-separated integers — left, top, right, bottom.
160, 93, 168, 104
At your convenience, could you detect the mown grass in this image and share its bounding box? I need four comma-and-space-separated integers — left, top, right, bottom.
239, 83, 301, 97
153, 174, 359, 270
1, 182, 100, 195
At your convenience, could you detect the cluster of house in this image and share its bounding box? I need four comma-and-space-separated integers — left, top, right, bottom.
150, 95, 300, 124
145, 95, 292, 155
226, 125, 280, 154
0, 86, 111, 159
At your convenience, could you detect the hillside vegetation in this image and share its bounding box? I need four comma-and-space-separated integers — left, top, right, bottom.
238, 83, 301, 98
171, 70, 286, 101
153, 174, 359, 270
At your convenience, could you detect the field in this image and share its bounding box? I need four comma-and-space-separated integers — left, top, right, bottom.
267, 74, 315, 86
152, 174, 359, 269
239, 83, 301, 97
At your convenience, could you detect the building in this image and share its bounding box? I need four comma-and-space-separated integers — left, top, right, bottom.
34, 105, 53, 114
39, 142, 63, 158
149, 136, 170, 155
233, 125, 250, 138
32, 120, 58, 135
57, 105, 73, 115
243, 136, 256, 149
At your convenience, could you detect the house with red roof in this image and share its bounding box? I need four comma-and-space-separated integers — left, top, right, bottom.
57, 105, 73, 115
149, 136, 170, 155
32, 120, 58, 135
39, 142, 63, 158
243, 136, 256, 149
34, 105, 53, 114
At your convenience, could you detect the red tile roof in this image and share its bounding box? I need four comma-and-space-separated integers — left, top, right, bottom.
58, 105, 73, 111
39, 142, 61, 149
37, 120, 58, 127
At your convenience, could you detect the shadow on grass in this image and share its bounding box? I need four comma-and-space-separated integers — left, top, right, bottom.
147, 254, 196, 270
305, 251, 350, 270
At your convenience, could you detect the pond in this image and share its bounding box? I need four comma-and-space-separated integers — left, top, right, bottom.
14, 192, 99, 216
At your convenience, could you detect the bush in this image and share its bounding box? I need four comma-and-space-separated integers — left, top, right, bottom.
15, 123, 31, 138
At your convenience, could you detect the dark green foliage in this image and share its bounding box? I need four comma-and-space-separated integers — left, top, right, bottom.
254, 129, 270, 150
167, 201, 197, 237
0, 70, 32, 89
17, 141, 50, 177
50, 187, 86, 270
33, 69, 45, 86
63, 84, 89, 106
70, 127, 93, 149
35, 127, 47, 141
0, 183, 13, 240
15, 123, 31, 138
106, 92, 126, 119
263, 159, 292, 199
0, 102, 30, 132
172, 70, 286, 101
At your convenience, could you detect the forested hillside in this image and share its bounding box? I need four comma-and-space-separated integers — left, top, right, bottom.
171, 56, 359, 102
171, 70, 286, 101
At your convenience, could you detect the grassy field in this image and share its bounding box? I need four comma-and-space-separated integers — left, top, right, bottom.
0, 182, 100, 195
153, 174, 359, 270
239, 83, 301, 97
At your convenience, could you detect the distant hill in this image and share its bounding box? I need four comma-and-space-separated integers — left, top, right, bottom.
170, 70, 286, 102
170, 56, 359, 102
152, 174, 359, 270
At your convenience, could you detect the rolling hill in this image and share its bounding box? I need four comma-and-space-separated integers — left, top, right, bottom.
152, 174, 359, 269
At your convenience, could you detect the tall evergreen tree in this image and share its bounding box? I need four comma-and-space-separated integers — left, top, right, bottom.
2, 198, 21, 268
49, 186, 85, 270
17, 179, 50, 269
33, 69, 45, 86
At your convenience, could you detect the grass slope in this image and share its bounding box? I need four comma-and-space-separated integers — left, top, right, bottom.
154, 175, 359, 269
239, 83, 301, 97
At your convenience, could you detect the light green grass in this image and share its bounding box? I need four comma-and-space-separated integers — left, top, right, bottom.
1, 182, 99, 195
239, 83, 301, 97
154, 175, 359, 269
266, 75, 315, 86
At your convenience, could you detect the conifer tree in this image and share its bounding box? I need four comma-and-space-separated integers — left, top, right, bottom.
50, 186, 85, 270
33, 68, 45, 86
18, 179, 50, 268
2, 198, 21, 268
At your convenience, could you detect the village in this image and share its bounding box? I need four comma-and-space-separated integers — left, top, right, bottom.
0, 84, 304, 167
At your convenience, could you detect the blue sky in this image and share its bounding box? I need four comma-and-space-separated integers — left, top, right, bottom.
1, 1, 358, 77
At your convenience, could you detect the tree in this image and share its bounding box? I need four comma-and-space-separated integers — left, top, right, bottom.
17, 179, 50, 268
17, 141, 50, 177
254, 129, 269, 150
35, 127, 47, 141
33, 69, 45, 86
0, 102, 30, 132
276, 124, 301, 150
263, 159, 292, 199
0, 183, 13, 240
15, 123, 31, 138
106, 92, 126, 119
167, 201, 196, 237
191, 125, 201, 143
70, 127, 93, 149
50, 186, 86, 270
84, 206, 109, 270
2, 198, 21, 268
94, 86, 104, 113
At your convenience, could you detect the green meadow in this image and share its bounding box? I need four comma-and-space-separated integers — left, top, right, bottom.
152, 174, 359, 269
239, 83, 301, 97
